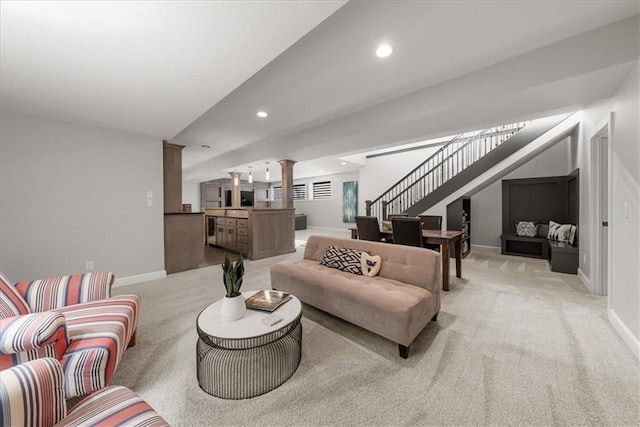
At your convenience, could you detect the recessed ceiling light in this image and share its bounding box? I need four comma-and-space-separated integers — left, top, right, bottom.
376, 43, 393, 58
341, 161, 347, 165
257, 111, 268, 118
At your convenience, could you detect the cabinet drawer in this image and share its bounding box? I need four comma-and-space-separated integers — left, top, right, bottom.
237, 243, 248, 254
237, 219, 248, 228
237, 227, 248, 236
216, 218, 226, 225
225, 218, 237, 227
237, 234, 248, 244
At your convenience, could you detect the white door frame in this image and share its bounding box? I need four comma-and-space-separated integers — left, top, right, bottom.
589, 116, 613, 299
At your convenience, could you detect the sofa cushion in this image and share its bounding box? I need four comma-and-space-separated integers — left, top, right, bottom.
63, 385, 169, 427
271, 259, 438, 346
361, 253, 382, 277
304, 236, 440, 293
0, 272, 31, 319
320, 245, 364, 275
54, 294, 140, 397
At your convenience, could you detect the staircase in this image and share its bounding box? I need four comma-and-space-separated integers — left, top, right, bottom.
365, 114, 572, 220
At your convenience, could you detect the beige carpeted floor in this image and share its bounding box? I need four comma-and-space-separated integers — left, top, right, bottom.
112, 231, 639, 426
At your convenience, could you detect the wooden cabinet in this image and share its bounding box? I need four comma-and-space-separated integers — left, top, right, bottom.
163, 142, 185, 213
201, 179, 270, 209
236, 219, 248, 255
203, 208, 294, 260
201, 182, 223, 208
447, 196, 471, 257
216, 217, 227, 248
164, 213, 204, 273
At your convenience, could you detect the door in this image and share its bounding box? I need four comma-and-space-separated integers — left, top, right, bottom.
591, 127, 609, 296
599, 137, 609, 295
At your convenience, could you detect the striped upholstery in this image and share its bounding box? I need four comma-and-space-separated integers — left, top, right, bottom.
0, 271, 139, 399
0, 312, 69, 366
0, 272, 31, 318
0, 358, 169, 427
61, 386, 169, 427
0, 358, 67, 427
16, 271, 114, 312
54, 294, 140, 397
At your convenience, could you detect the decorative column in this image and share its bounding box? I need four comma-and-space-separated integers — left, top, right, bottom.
278, 159, 297, 209
229, 172, 242, 208
162, 141, 185, 213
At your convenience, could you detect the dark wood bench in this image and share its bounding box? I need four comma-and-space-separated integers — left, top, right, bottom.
547, 240, 578, 274
500, 234, 549, 259
500, 234, 578, 274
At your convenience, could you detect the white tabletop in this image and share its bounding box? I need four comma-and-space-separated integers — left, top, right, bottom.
197, 290, 302, 340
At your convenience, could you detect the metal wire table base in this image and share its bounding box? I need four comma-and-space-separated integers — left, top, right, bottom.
196, 313, 302, 399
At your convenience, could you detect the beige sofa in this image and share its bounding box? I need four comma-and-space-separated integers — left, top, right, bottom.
270, 235, 441, 358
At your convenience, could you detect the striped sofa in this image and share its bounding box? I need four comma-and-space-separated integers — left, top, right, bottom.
0, 271, 140, 398
1, 357, 168, 427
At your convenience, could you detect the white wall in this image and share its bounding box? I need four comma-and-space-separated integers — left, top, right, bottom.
182, 182, 201, 212
609, 62, 639, 351
471, 137, 573, 247
272, 171, 359, 229
358, 145, 440, 216
0, 111, 165, 282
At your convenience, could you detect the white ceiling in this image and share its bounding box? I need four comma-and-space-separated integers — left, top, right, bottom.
2, 1, 638, 184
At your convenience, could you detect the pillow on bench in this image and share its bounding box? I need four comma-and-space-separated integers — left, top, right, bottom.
515, 220, 538, 237
548, 220, 576, 245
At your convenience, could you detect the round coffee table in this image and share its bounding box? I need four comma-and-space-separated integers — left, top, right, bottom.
196, 290, 302, 399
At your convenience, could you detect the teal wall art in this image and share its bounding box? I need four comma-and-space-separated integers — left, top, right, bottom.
342, 181, 357, 223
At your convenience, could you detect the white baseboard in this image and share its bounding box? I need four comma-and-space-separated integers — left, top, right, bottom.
471, 244, 500, 250
609, 308, 640, 360
577, 268, 591, 291
305, 226, 351, 232
113, 270, 166, 288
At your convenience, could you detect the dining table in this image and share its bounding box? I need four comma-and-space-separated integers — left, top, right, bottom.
349, 227, 464, 291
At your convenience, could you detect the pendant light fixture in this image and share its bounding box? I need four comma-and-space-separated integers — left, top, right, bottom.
248, 166, 253, 183
265, 162, 270, 181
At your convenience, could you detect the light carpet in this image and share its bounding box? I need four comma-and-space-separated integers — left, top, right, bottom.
112, 242, 639, 426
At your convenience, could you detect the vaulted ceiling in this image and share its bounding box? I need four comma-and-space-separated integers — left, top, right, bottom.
2, 1, 638, 183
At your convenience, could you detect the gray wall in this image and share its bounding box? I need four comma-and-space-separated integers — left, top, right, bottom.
574, 62, 639, 350
272, 171, 359, 229
0, 111, 165, 282
471, 137, 572, 247
608, 61, 639, 348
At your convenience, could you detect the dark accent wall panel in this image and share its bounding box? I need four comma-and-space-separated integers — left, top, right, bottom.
501, 172, 579, 235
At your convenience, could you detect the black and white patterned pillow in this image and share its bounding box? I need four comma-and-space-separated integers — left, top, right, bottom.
515, 221, 538, 237
320, 245, 364, 275
548, 220, 577, 245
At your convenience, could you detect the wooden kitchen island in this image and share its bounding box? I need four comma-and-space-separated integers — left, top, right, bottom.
204, 208, 295, 260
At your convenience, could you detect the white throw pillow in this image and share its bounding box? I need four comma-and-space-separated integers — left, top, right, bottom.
548, 220, 576, 245
360, 253, 382, 277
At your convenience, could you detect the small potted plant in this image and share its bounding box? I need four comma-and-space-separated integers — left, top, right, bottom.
220, 254, 245, 321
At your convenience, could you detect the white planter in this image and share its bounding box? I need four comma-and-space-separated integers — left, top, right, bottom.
220, 294, 246, 321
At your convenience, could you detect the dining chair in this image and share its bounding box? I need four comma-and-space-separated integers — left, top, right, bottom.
387, 213, 409, 220
418, 215, 442, 230
391, 217, 423, 247
418, 215, 443, 251
355, 216, 383, 242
